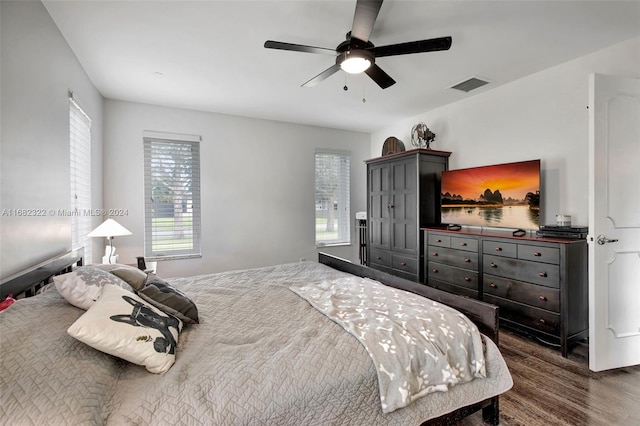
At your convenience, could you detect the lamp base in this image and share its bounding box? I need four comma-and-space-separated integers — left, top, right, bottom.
102, 255, 119, 264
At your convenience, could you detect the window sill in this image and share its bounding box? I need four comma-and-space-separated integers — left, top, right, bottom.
145, 254, 202, 261
315, 242, 351, 248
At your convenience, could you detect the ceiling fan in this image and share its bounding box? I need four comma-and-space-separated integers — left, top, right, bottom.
264, 0, 452, 89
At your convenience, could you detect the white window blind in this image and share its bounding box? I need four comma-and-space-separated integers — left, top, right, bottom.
315, 151, 351, 246
143, 136, 201, 259
70, 97, 93, 263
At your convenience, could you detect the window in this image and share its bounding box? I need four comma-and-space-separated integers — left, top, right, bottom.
143, 135, 201, 259
70, 96, 93, 263
315, 151, 350, 246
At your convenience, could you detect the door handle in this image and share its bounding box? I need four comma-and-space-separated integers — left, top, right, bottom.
596, 235, 619, 245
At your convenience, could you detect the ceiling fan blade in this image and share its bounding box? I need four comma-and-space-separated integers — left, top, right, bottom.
364, 64, 395, 89
350, 0, 383, 43
264, 40, 337, 56
369, 36, 452, 58
301, 63, 341, 87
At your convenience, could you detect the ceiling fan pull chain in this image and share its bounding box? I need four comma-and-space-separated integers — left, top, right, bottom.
362, 79, 367, 103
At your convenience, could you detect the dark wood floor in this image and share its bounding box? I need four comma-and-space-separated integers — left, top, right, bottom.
458, 330, 640, 426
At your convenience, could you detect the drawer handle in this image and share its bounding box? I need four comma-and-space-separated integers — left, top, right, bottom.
534, 252, 542, 257
490, 263, 497, 269
489, 283, 497, 289
464, 277, 472, 282
464, 258, 471, 263
400, 262, 407, 266
432, 252, 438, 257
460, 243, 467, 247
539, 272, 548, 278
495, 247, 503, 252
436, 239, 442, 243
432, 268, 439, 273
539, 296, 547, 301
539, 319, 546, 325
376, 256, 382, 260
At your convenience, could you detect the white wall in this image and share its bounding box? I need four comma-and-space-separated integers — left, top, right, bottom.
371, 37, 640, 228
0, 0, 104, 279
103, 100, 369, 277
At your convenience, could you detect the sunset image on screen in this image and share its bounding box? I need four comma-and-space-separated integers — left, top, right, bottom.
441, 159, 540, 229
442, 161, 540, 201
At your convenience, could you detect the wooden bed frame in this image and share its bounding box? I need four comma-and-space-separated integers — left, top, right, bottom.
0, 248, 500, 425
319, 252, 501, 426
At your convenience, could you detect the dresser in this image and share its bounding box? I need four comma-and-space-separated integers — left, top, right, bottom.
424, 228, 588, 356
366, 149, 450, 282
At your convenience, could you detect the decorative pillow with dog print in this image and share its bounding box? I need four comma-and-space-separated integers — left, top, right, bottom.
54, 266, 134, 310
67, 284, 183, 374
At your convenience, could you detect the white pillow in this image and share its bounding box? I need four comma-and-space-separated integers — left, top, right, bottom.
53, 266, 133, 310
67, 284, 183, 374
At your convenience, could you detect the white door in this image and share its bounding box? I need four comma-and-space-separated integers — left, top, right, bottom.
588, 73, 640, 372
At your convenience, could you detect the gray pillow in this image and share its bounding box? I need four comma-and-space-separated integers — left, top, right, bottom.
110, 266, 148, 291
137, 274, 199, 324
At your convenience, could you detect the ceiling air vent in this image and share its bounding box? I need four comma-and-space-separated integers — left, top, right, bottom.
450, 77, 489, 93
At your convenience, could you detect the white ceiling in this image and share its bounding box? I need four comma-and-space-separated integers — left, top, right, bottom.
43, 0, 640, 133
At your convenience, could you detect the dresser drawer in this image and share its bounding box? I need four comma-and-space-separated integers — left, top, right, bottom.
392, 253, 418, 275
484, 294, 561, 336
428, 279, 479, 299
483, 240, 517, 258
518, 244, 560, 265
428, 262, 479, 290
483, 274, 560, 312
484, 255, 560, 288
428, 233, 451, 248
369, 248, 391, 268
427, 246, 478, 271
451, 236, 479, 252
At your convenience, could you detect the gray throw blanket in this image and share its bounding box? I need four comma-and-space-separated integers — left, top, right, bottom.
291, 276, 487, 413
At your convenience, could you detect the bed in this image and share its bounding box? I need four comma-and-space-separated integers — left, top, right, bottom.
0, 248, 512, 425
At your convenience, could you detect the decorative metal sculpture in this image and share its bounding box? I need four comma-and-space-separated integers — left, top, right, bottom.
410, 123, 436, 149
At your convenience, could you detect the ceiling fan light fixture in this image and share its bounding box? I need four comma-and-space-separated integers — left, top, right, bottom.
338, 50, 373, 74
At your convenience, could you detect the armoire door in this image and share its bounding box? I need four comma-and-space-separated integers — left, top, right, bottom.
390, 158, 418, 254
368, 162, 390, 250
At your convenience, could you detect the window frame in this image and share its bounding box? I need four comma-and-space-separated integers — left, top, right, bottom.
143, 135, 202, 260
69, 96, 93, 263
314, 150, 351, 247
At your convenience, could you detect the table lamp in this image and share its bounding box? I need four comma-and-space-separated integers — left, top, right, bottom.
87, 218, 132, 263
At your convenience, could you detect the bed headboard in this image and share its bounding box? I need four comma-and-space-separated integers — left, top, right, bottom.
0, 248, 84, 299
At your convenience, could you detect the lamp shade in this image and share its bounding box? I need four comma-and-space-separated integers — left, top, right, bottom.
87, 218, 132, 238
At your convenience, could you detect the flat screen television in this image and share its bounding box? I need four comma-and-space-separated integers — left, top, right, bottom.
440, 159, 541, 230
